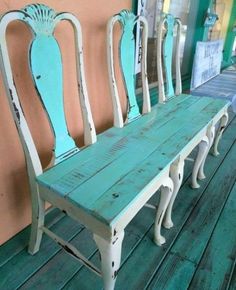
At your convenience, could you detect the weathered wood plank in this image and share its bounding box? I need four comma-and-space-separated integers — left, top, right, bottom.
0, 216, 84, 290
188, 182, 236, 290
147, 139, 236, 289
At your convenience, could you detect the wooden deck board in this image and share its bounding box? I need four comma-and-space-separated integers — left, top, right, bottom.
188, 182, 236, 290
0, 112, 235, 290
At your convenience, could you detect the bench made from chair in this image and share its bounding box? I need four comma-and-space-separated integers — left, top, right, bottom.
0, 5, 230, 290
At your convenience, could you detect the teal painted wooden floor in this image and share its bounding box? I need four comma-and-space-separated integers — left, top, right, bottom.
0, 110, 236, 290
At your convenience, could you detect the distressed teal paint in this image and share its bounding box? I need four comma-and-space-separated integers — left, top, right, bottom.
163, 14, 175, 99
118, 10, 140, 122
24, 4, 78, 160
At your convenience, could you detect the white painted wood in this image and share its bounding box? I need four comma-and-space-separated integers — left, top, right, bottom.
0, 12, 43, 177
212, 112, 229, 156
156, 16, 167, 104
107, 15, 124, 128
191, 136, 209, 189
0, 11, 46, 254
94, 231, 124, 290
56, 13, 97, 145
175, 19, 182, 95
28, 192, 45, 255
198, 124, 215, 180
139, 16, 151, 115
153, 177, 174, 246
163, 158, 185, 229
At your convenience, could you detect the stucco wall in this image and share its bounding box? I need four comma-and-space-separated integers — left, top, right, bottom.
0, 0, 131, 245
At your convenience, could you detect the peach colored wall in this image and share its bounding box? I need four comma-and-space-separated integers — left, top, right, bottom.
0, 0, 131, 245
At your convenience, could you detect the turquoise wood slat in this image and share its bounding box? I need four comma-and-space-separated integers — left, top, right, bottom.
163, 14, 175, 99
118, 10, 140, 122
25, 4, 78, 161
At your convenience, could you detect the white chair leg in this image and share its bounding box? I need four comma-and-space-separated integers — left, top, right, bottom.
28, 195, 45, 255
212, 112, 229, 156
198, 125, 215, 180
94, 231, 124, 290
153, 177, 173, 246
191, 136, 209, 189
163, 159, 185, 229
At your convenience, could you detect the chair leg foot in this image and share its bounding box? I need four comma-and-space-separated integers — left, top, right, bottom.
191, 136, 209, 189
28, 197, 45, 255
153, 177, 173, 246
163, 159, 185, 229
212, 112, 228, 156
94, 231, 124, 290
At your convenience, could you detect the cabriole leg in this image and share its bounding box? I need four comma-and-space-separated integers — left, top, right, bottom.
163, 159, 185, 229
191, 136, 209, 189
198, 125, 215, 180
153, 177, 173, 246
212, 112, 229, 156
94, 231, 124, 290
28, 192, 45, 255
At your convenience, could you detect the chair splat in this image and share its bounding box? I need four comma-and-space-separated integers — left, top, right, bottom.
118, 10, 140, 123
107, 10, 150, 128
26, 4, 78, 161
157, 13, 182, 103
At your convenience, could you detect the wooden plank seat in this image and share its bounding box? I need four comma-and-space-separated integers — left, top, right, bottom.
0, 5, 229, 290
